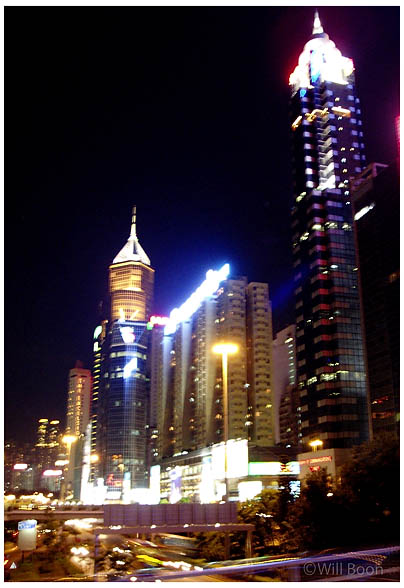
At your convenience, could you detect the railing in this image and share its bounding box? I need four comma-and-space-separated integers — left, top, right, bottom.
117, 545, 399, 582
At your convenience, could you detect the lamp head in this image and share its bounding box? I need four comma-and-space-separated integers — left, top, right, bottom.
212, 343, 239, 355
62, 435, 77, 445
309, 439, 323, 449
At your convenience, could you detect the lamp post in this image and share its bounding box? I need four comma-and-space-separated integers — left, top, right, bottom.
212, 343, 238, 501
213, 343, 238, 562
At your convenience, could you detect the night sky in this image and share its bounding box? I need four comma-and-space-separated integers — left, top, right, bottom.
5, 6, 399, 443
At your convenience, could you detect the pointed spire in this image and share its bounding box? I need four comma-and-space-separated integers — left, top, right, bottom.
112, 205, 151, 266
130, 205, 137, 238
312, 10, 324, 35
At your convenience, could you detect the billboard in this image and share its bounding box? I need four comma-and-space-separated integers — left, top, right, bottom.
211, 439, 248, 479
18, 520, 37, 551
248, 461, 300, 476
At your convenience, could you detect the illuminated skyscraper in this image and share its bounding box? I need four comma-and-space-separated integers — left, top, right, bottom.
66, 363, 91, 437
95, 206, 154, 500
90, 319, 107, 483
289, 12, 369, 453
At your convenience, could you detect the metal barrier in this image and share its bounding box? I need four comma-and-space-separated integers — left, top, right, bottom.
103, 502, 238, 526
118, 545, 399, 582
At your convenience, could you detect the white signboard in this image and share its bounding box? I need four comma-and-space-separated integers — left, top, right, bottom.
212, 439, 249, 479
18, 520, 37, 551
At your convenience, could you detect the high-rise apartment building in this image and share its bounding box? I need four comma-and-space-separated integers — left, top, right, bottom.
66, 363, 91, 437
94, 207, 154, 500
246, 283, 274, 446
154, 265, 274, 459
272, 325, 297, 445
351, 160, 400, 438
289, 12, 369, 453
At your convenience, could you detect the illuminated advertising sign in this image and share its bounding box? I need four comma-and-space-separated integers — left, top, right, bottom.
165, 263, 230, 335
211, 439, 248, 479
238, 481, 263, 502
299, 455, 332, 466
169, 466, 182, 504
248, 461, 300, 476
13, 463, 28, 470
149, 316, 170, 326
94, 325, 102, 340
42, 470, 63, 477
18, 520, 37, 551
150, 465, 161, 504
199, 456, 215, 504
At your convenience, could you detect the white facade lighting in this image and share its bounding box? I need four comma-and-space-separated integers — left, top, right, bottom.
165, 263, 230, 335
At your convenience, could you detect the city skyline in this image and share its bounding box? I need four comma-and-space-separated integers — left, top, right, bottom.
5, 6, 399, 443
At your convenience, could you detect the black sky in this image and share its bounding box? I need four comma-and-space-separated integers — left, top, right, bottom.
5, 6, 399, 443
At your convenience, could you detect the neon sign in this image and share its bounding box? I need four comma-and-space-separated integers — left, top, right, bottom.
120, 326, 135, 344
43, 470, 63, 477
165, 263, 230, 335
149, 315, 170, 326
13, 464, 28, 470
93, 325, 102, 340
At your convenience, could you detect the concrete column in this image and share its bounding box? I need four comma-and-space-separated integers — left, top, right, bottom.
245, 529, 252, 559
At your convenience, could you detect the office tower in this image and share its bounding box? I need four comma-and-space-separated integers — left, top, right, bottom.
279, 387, 300, 447
90, 319, 107, 483
246, 282, 274, 446
272, 325, 297, 444
35, 418, 61, 469
148, 317, 168, 464
155, 264, 274, 458
36, 418, 49, 448
96, 206, 154, 499
289, 12, 369, 453
66, 363, 91, 437
351, 160, 400, 438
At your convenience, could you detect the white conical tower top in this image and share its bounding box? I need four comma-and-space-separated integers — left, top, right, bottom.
312, 10, 324, 35
113, 205, 151, 266
289, 9, 354, 92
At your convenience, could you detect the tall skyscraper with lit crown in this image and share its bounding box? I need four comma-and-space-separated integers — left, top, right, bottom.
95, 207, 154, 500
289, 12, 370, 454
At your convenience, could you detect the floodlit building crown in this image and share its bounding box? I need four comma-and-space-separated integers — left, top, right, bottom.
113, 205, 151, 266
289, 10, 354, 94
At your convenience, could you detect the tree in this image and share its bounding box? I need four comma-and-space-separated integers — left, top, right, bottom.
334, 433, 399, 546
283, 469, 336, 551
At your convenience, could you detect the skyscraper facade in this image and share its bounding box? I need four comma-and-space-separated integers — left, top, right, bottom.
154, 265, 274, 459
272, 325, 298, 445
289, 12, 369, 452
66, 363, 91, 437
94, 207, 154, 500
351, 160, 400, 438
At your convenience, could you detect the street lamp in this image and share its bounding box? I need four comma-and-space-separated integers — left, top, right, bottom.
309, 439, 323, 452
212, 343, 238, 502
213, 343, 238, 561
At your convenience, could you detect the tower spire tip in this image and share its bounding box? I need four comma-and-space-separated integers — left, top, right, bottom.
313, 9, 324, 35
